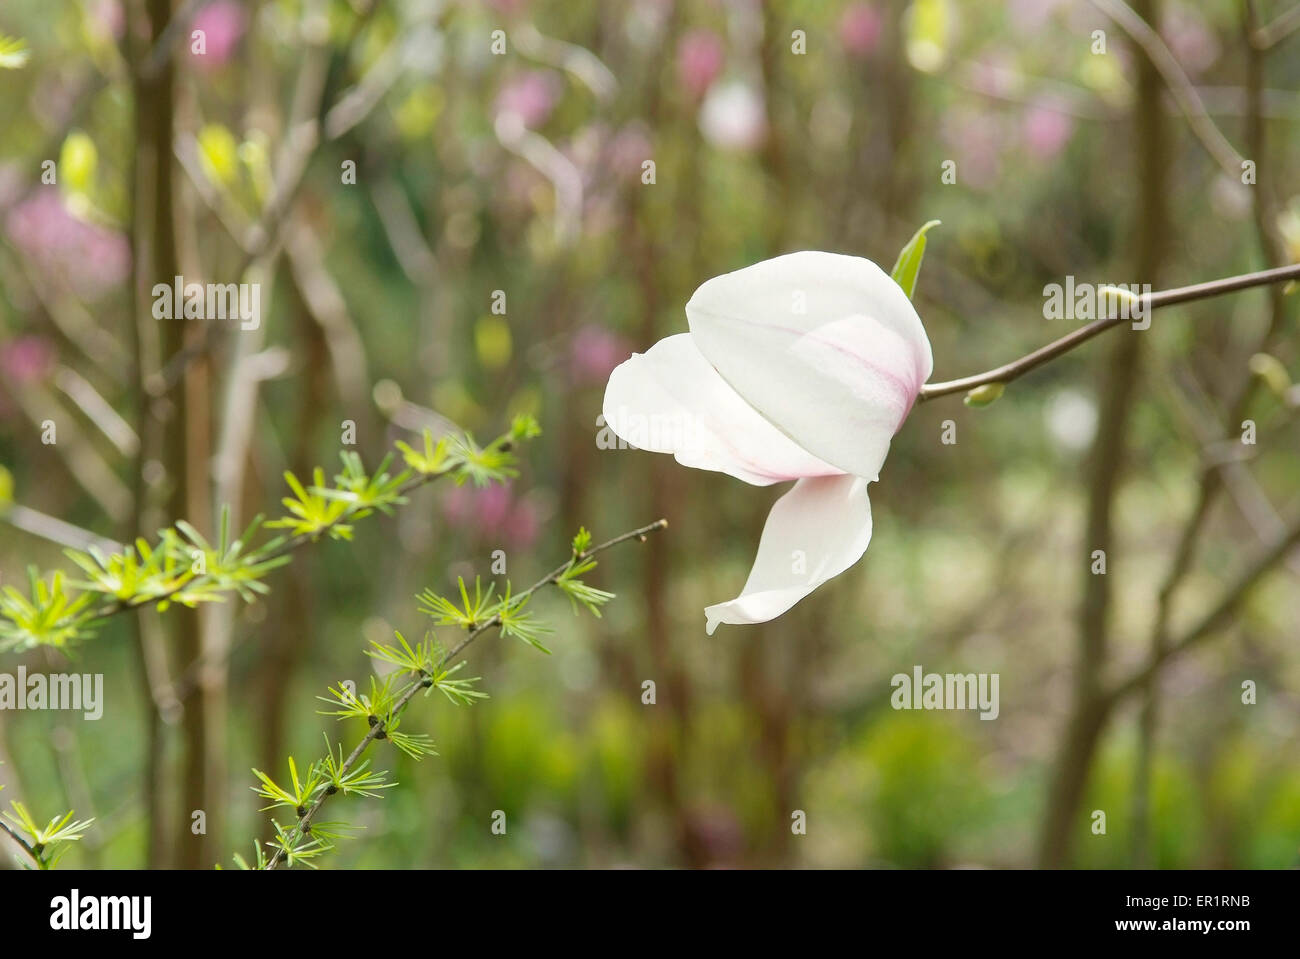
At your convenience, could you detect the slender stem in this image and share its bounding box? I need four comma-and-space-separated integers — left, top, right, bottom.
444, 519, 670, 663
1088, 0, 1243, 177
2, 505, 124, 554
135, 0, 204, 79
919, 262, 1300, 401
154, 0, 389, 393
262, 518, 668, 869
86, 468, 449, 624
0, 817, 40, 867
1255, 3, 1300, 49
1107, 519, 1300, 704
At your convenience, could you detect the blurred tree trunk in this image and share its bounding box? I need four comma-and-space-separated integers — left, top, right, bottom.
257, 280, 325, 791
616, 8, 692, 864
628, 209, 687, 854
1038, 0, 1168, 867
127, 0, 170, 871
133, 0, 216, 869
878, 1, 917, 236
132, 0, 189, 868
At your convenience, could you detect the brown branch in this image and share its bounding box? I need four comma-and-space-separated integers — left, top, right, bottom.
1038, 4, 1167, 866
158, 9, 404, 394
1126, 8, 1294, 857
136, 0, 205, 80
1108, 520, 1300, 703
919, 263, 1300, 402
1087, 0, 1244, 177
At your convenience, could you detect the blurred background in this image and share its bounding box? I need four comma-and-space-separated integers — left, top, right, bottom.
1, 0, 1298, 869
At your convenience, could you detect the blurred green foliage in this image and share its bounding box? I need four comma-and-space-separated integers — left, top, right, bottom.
0, 0, 1297, 868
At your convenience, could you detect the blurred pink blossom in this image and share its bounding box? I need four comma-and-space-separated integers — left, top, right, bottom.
570, 324, 631, 386
677, 29, 725, 98
191, 0, 247, 70
840, 3, 882, 58
1022, 103, 1074, 160
0, 335, 55, 385
442, 483, 540, 550
495, 71, 562, 129
6, 190, 130, 300
940, 110, 1004, 190
607, 123, 654, 183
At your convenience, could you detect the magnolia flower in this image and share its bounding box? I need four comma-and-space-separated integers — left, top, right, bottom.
602, 252, 932, 633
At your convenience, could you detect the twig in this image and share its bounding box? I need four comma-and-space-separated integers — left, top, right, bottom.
89, 466, 453, 623
948, 57, 1108, 118
53, 367, 140, 458
918, 262, 1300, 401
136, 0, 205, 80
0, 816, 39, 867
322, 29, 412, 140
445, 519, 670, 663
368, 179, 452, 382
284, 219, 372, 414
263, 518, 668, 869
1126, 6, 1293, 862
2, 504, 124, 554
1107, 519, 1300, 702
159, 10, 407, 393
513, 24, 618, 102
5, 380, 133, 521
1254, 3, 1300, 49
1160, 365, 1300, 571
1087, 0, 1244, 178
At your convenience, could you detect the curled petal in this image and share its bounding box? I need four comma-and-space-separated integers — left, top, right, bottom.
686, 251, 932, 481
705, 474, 872, 634
602, 333, 842, 486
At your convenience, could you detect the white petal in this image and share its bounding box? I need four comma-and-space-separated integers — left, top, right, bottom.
602, 333, 842, 486
705, 474, 872, 634
686, 250, 932, 481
